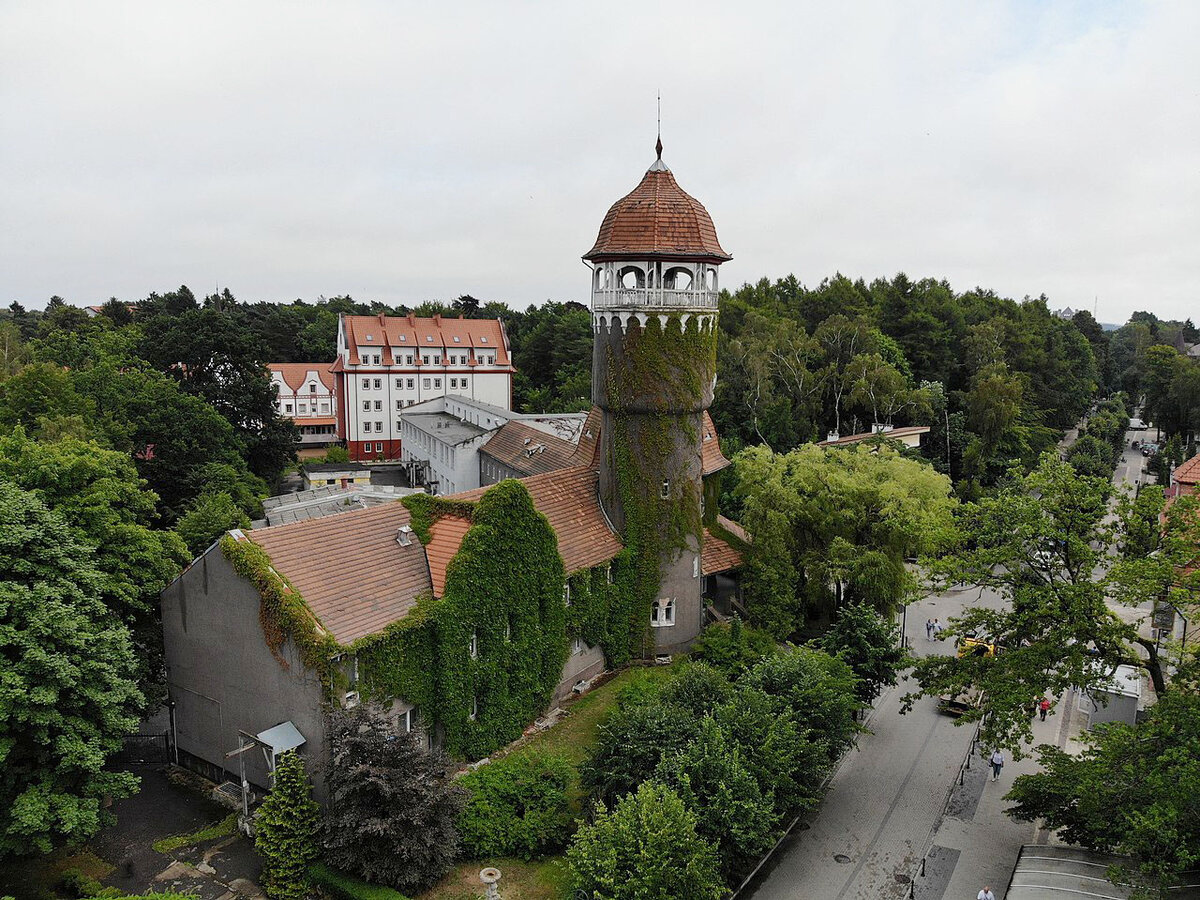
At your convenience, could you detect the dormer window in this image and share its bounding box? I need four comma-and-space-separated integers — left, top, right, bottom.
309, 384, 317, 393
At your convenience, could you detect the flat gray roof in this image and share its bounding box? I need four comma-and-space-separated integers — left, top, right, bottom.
403, 412, 487, 445
1008, 845, 1200, 899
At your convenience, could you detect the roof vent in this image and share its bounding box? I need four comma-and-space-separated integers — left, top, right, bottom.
396, 525, 413, 546
365, 334, 373, 341
523, 437, 531, 445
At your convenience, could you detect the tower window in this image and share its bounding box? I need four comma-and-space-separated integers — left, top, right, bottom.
660, 479, 670, 500
469, 696, 478, 721
469, 629, 478, 660
651, 598, 675, 627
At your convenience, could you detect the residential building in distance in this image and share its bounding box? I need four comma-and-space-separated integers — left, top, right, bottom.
331, 313, 514, 462
268, 363, 339, 458
817, 424, 930, 450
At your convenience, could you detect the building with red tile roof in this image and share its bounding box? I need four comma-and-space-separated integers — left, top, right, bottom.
1173, 452, 1200, 495
335, 312, 514, 462
268, 363, 340, 457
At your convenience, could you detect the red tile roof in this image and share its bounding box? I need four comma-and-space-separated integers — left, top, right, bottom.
701, 515, 748, 576
1175, 453, 1200, 486
269, 362, 335, 392
449, 467, 623, 576
249, 501, 431, 645
343, 313, 511, 367
584, 162, 731, 263
296, 416, 338, 427
425, 515, 472, 599
701, 411, 730, 475
480, 421, 578, 477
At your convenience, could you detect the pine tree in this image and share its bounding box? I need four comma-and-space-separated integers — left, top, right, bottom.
254, 751, 319, 900
321, 709, 464, 893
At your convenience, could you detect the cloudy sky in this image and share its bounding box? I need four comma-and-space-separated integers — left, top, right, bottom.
2, 1, 1197, 324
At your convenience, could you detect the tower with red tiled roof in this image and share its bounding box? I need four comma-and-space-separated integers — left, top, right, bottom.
585, 141, 731, 651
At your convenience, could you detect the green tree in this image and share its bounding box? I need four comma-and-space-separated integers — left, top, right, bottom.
254, 751, 319, 900
175, 491, 251, 558
567, 781, 726, 900
1005, 689, 1200, 899
905, 454, 1169, 752
321, 710, 464, 894
819, 602, 908, 702
581, 701, 701, 807
654, 717, 780, 882
691, 618, 778, 677
0, 362, 89, 433
0, 481, 142, 856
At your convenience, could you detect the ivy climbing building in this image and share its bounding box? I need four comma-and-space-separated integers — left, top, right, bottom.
159, 145, 747, 793
585, 138, 732, 650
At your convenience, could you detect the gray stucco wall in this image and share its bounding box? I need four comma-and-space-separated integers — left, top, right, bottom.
161, 547, 329, 799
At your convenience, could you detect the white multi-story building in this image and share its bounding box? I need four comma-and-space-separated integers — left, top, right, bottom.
331, 313, 514, 461
268, 363, 340, 457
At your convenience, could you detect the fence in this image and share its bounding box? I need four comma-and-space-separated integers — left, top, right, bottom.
114, 731, 172, 764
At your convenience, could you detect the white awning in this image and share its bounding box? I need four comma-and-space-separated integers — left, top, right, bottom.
256, 721, 306, 755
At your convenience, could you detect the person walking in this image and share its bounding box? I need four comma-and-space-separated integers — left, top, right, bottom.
926, 618, 934, 641
990, 749, 1004, 781
977, 887, 995, 900
1039, 697, 1051, 721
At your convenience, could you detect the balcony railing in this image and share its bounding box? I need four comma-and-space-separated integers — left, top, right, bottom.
592, 287, 719, 311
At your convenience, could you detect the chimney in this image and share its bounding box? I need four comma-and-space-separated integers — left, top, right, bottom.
378, 312, 387, 327
407, 312, 415, 327
433, 314, 442, 326
396, 525, 413, 547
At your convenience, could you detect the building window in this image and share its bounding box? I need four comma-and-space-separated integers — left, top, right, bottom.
320, 402, 329, 413
406, 355, 413, 365
372, 354, 380, 365
449, 378, 457, 389
434, 355, 441, 365
434, 378, 442, 389
299, 403, 308, 413
423, 378, 431, 389
285, 403, 293, 413
651, 598, 675, 627
373, 400, 381, 410
563, 583, 571, 607
396, 400, 403, 411
309, 384, 317, 393
398, 707, 417, 733
469, 696, 478, 721
326, 478, 335, 485
571, 638, 585, 656
362, 378, 370, 389
361, 423, 370, 434
395, 378, 403, 389
603, 563, 613, 585
396, 420, 402, 431
660, 479, 670, 499
453, 335, 461, 343
693, 555, 700, 578
375, 421, 383, 432
469, 629, 478, 660
480, 336, 488, 343
373, 378, 382, 390
422, 355, 430, 365
407, 378, 414, 389
407, 399, 414, 406
376, 442, 384, 452
362, 400, 370, 411
461, 377, 469, 389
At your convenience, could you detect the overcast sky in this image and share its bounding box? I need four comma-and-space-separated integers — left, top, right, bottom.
2, 2, 1197, 324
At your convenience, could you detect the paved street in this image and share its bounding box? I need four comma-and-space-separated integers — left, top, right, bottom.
749, 585, 1078, 900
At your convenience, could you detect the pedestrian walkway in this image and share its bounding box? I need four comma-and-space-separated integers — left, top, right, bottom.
748, 587, 1086, 900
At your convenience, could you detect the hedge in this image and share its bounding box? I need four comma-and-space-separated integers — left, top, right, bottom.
309, 863, 412, 900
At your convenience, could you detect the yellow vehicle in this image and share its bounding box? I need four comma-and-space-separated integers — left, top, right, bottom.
937, 637, 996, 715
957, 637, 997, 659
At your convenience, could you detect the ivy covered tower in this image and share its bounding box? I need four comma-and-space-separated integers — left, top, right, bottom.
584, 140, 731, 652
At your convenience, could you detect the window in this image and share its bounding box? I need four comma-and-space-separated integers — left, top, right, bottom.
407, 399, 414, 406
453, 335, 461, 343
372, 354, 380, 365
480, 336, 488, 343
461, 377, 469, 389
406, 355, 413, 365
469, 696, 478, 721
395, 378, 403, 389
396, 400, 403, 411
571, 638, 585, 656
396, 420, 402, 431
362, 378, 370, 389
373, 378, 382, 390
469, 629, 478, 659
563, 583, 571, 607
504, 619, 511, 642
285, 403, 293, 413
375, 421, 383, 432
693, 555, 700, 578
660, 479, 671, 499
399, 334, 407, 342
373, 400, 381, 410
398, 707, 417, 733
320, 402, 329, 413
362, 423, 370, 434
376, 442, 384, 452
407, 378, 414, 389
326, 478, 335, 485
651, 598, 675, 627
362, 400, 370, 411
605, 563, 613, 585
309, 384, 317, 393
426, 335, 434, 342
434, 354, 441, 365
422, 378, 431, 389
449, 378, 457, 389
422, 355, 430, 365
299, 403, 308, 413
434, 378, 442, 389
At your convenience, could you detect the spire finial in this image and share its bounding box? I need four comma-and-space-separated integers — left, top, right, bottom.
656, 92, 662, 159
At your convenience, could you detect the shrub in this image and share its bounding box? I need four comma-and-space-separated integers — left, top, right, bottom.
581, 701, 701, 806
309, 863, 412, 900
818, 602, 908, 702
567, 781, 725, 900
692, 618, 778, 676
255, 751, 320, 900
457, 751, 575, 859
658, 662, 733, 716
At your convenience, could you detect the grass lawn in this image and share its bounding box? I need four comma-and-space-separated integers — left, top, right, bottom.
420, 663, 679, 899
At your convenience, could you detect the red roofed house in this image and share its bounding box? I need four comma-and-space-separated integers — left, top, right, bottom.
268, 363, 339, 458
1173, 452, 1200, 497
161, 143, 748, 792
333, 312, 514, 461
